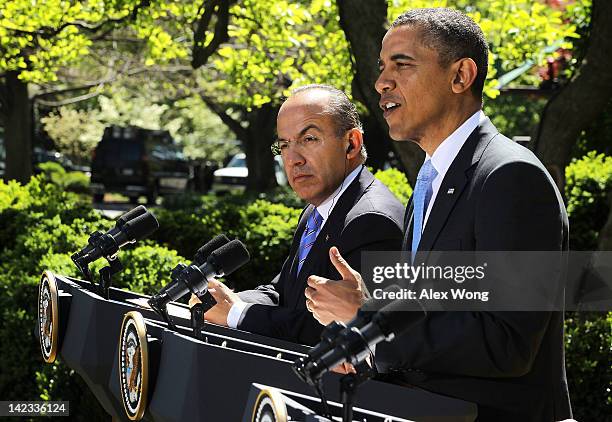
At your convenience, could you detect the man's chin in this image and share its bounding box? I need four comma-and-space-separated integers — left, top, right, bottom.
389, 129, 418, 144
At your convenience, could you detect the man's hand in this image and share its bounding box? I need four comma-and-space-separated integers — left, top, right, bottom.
189, 280, 243, 326
305, 246, 367, 325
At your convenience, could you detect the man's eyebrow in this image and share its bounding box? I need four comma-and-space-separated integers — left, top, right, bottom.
390, 53, 416, 61
276, 124, 321, 143
298, 124, 321, 137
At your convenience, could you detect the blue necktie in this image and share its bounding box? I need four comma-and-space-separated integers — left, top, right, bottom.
297, 208, 323, 274
411, 159, 438, 262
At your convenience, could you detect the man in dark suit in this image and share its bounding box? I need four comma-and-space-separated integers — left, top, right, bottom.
197, 84, 404, 346
308, 8, 572, 421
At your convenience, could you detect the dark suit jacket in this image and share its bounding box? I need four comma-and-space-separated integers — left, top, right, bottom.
375, 118, 572, 421
237, 166, 404, 346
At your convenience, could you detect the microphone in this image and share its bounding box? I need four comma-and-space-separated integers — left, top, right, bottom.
184, 234, 232, 312
148, 239, 250, 313
193, 234, 230, 265
293, 285, 402, 380
72, 208, 159, 267
294, 286, 425, 385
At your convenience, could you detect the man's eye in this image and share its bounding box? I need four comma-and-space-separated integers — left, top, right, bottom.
279, 142, 289, 149
304, 136, 318, 142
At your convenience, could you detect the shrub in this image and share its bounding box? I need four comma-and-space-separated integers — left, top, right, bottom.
37, 161, 90, 195
0, 176, 182, 419
565, 151, 612, 250
373, 167, 413, 206
0, 177, 109, 416
230, 200, 302, 290
564, 312, 612, 421
152, 198, 301, 290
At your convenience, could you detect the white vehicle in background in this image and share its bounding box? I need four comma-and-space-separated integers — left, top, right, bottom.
212, 153, 287, 193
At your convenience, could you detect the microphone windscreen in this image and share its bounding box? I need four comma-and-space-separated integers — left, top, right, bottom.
116, 205, 147, 228
123, 211, 159, 241
208, 239, 250, 275
193, 234, 230, 265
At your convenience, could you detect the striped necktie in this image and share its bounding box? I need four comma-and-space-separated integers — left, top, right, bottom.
297, 208, 323, 274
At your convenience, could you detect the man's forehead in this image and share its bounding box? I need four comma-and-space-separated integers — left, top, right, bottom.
380, 25, 424, 56
278, 92, 330, 121
283, 89, 331, 109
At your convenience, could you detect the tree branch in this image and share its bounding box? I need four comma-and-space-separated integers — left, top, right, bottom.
192, 0, 236, 69
0, 0, 151, 41
36, 90, 103, 107
199, 93, 248, 140
33, 65, 193, 100
535, 0, 612, 188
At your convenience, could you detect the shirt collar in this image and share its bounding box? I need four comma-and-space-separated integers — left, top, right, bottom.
426, 110, 485, 177
316, 164, 363, 226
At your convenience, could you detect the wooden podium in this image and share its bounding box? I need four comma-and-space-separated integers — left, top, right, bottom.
37, 271, 477, 421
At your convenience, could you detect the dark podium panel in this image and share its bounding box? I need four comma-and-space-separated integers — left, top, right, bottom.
38, 272, 477, 421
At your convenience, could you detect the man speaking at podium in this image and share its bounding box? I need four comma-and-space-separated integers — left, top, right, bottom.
193, 84, 404, 346
307, 8, 572, 421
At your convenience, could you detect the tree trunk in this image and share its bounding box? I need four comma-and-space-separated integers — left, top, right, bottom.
2, 72, 32, 184
244, 103, 278, 192
337, 0, 423, 185
362, 112, 392, 171
535, 0, 612, 190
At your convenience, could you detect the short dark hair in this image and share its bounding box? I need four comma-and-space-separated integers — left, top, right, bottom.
290, 84, 367, 161
391, 8, 489, 98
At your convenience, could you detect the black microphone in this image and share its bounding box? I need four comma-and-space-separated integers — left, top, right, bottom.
77, 205, 148, 257
193, 234, 230, 265
295, 286, 425, 385
73, 210, 159, 267
293, 285, 403, 381
148, 239, 250, 313
193, 234, 231, 311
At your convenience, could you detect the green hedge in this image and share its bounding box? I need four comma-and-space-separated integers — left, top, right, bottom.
0, 161, 610, 419
565, 151, 612, 250
0, 177, 184, 420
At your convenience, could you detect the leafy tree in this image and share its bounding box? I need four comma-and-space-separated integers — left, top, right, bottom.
41, 88, 238, 164
190, 0, 355, 191
0, 0, 220, 183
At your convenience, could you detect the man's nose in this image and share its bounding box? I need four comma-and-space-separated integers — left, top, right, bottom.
375, 69, 395, 94
284, 148, 306, 167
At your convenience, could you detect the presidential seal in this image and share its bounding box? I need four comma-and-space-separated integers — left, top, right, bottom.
119, 311, 149, 421
252, 388, 288, 422
38, 271, 59, 363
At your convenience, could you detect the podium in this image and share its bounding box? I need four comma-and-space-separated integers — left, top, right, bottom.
37, 271, 477, 421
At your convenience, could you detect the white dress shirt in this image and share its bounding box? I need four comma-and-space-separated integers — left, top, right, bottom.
421, 110, 486, 231
226, 164, 364, 328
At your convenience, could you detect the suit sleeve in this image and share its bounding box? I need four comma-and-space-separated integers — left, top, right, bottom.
238, 214, 404, 345
376, 161, 566, 377
237, 270, 283, 306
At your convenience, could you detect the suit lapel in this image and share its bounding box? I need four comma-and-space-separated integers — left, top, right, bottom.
416, 118, 499, 258
402, 197, 414, 251
288, 167, 374, 309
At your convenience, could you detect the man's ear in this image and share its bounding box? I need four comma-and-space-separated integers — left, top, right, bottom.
451, 58, 478, 94
346, 128, 363, 159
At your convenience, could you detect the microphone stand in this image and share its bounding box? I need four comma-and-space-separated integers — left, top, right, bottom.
98, 256, 123, 299
149, 299, 175, 330
71, 230, 124, 298
190, 292, 217, 340
339, 361, 375, 422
